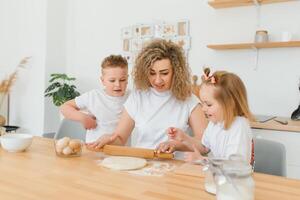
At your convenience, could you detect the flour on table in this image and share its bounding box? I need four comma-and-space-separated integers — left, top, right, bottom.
128, 161, 175, 177
100, 156, 147, 171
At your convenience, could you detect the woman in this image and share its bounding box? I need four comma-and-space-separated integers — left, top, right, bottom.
87, 39, 207, 153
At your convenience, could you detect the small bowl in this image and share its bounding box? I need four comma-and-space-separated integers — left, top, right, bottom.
0, 133, 33, 152
54, 137, 83, 157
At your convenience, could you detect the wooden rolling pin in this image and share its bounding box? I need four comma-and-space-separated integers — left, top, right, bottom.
88, 145, 174, 159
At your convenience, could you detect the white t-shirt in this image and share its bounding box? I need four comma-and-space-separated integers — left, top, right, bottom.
75, 88, 129, 143
202, 116, 252, 163
124, 88, 199, 149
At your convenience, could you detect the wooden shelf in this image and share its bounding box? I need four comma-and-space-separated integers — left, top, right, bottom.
207, 41, 300, 50
208, 0, 294, 9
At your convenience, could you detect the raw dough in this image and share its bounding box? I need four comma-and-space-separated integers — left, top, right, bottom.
101, 156, 147, 171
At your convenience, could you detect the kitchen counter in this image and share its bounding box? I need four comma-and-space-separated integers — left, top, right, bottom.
251, 116, 300, 132
0, 137, 300, 200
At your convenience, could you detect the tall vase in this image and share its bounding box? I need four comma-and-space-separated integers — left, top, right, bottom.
0, 114, 5, 126
0, 92, 8, 126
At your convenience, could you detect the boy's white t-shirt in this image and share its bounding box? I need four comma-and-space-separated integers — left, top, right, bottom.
202, 116, 252, 163
124, 88, 199, 149
75, 88, 129, 143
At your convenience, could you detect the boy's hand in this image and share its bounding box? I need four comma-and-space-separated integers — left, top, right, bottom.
81, 114, 97, 130
167, 127, 185, 142
155, 140, 180, 154
86, 134, 118, 151
184, 145, 203, 163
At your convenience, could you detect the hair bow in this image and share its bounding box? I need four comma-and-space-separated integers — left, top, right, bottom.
202, 67, 216, 84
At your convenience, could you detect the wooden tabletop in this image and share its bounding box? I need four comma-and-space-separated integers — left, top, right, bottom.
0, 137, 300, 200
250, 117, 300, 132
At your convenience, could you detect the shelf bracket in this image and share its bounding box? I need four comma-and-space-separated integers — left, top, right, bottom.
253, 0, 260, 70
251, 46, 259, 71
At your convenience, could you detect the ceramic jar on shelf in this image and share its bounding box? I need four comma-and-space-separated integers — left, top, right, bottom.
255, 30, 269, 43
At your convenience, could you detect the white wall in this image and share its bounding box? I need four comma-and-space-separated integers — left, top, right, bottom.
65, 0, 300, 118
0, 0, 47, 135
44, 0, 68, 134
0, 0, 69, 135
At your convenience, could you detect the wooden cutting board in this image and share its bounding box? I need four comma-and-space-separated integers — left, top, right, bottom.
172, 163, 205, 178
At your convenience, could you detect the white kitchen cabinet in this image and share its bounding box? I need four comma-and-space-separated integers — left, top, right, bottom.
252, 128, 300, 179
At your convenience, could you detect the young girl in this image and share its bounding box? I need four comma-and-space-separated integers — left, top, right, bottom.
168, 68, 254, 163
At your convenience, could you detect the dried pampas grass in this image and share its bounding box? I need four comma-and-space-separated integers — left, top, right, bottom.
0, 57, 30, 108
0, 57, 30, 93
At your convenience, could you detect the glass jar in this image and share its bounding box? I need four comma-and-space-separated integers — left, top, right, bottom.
255, 30, 269, 43
203, 158, 225, 195
203, 165, 216, 194
54, 137, 83, 157
216, 159, 254, 200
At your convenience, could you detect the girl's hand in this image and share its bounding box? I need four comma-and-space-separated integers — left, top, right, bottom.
167, 127, 185, 142
86, 134, 118, 151
81, 114, 97, 130
155, 140, 180, 154
184, 145, 204, 163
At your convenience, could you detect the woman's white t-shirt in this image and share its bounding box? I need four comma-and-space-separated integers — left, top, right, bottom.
124, 88, 199, 149
202, 116, 252, 163
75, 88, 129, 143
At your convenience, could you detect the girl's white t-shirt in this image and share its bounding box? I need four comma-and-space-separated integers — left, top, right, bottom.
202, 116, 252, 163
75, 88, 129, 143
124, 88, 199, 149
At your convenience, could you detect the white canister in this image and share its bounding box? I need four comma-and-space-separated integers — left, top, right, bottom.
281, 31, 292, 42
254, 30, 269, 43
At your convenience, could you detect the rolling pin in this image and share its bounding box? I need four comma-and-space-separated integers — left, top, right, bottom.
88, 145, 174, 159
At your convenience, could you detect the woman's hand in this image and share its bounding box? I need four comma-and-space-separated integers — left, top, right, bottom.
167, 127, 186, 142
155, 140, 181, 154
80, 114, 97, 130
86, 134, 118, 151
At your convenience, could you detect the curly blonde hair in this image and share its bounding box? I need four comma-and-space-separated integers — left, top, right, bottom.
133, 39, 191, 101
201, 68, 254, 129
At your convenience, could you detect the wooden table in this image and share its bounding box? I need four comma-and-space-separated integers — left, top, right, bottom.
0, 137, 300, 200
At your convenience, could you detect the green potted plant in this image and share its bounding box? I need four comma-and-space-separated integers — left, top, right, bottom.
44, 73, 80, 106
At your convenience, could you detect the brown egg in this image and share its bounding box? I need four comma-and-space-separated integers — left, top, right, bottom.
62, 146, 73, 155
69, 139, 81, 150
56, 137, 70, 149
73, 146, 81, 153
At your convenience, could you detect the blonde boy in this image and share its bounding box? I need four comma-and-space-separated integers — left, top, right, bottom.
60, 55, 129, 143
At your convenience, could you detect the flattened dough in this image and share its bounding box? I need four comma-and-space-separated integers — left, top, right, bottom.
101, 156, 147, 171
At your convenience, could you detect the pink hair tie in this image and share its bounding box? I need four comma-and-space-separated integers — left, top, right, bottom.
203, 73, 209, 80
